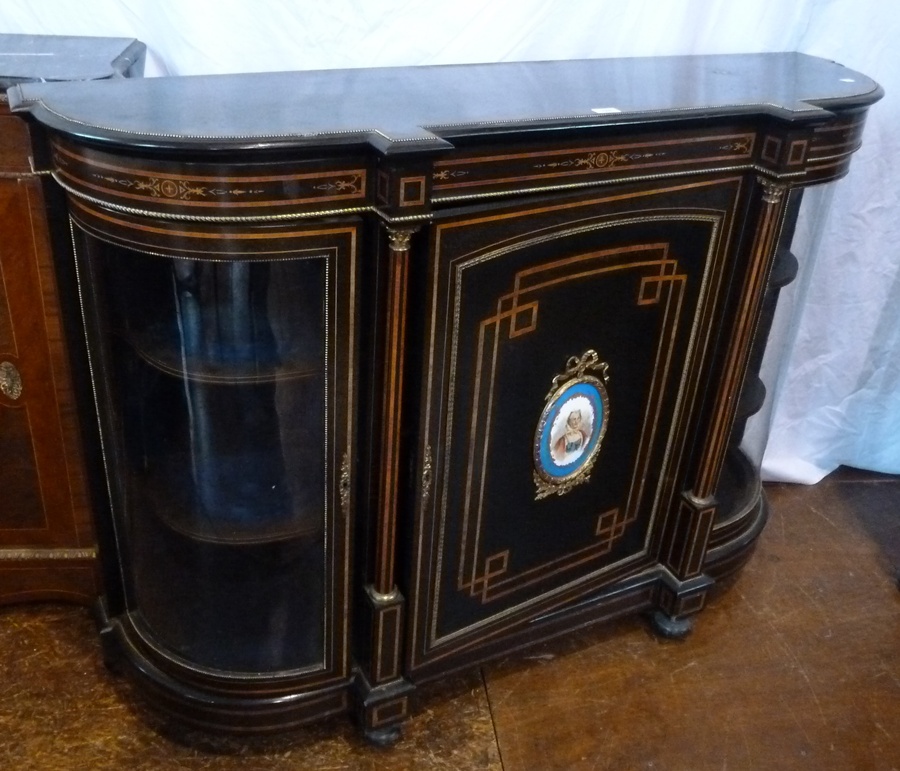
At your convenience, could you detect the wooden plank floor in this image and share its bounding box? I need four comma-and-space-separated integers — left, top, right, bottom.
1, 470, 898, 770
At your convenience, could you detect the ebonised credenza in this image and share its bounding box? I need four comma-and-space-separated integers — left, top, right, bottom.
10, 52, 881, 741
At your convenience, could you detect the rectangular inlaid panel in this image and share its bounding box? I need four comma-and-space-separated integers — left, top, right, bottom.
433, 128, 756, 200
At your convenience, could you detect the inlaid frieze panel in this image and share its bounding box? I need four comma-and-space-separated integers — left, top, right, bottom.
51, 138, 370, 219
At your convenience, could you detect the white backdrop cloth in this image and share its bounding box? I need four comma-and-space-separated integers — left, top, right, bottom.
2, 0, 898, 483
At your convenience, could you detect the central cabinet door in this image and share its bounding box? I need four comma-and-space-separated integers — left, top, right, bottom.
406, 176, 747, 675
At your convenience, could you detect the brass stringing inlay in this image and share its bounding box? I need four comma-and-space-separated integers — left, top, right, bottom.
433, 170, 469, 181
431, 133, 757, 193
0, 548, 96, 561
88, 171, 371, 199
313, 176, 365, 194
90, 173, 266, 200
719, 139, 753, 153
534, 150, 666, 170
451, 243, 690, 609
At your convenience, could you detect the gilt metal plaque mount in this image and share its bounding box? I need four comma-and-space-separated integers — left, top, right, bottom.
533, 350, 610, 500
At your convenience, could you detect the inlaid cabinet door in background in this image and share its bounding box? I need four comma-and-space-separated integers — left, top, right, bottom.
405, 176, 748, 676
0, 175, 95, 603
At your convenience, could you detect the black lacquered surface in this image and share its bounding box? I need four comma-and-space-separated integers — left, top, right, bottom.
9, 53, 882, 152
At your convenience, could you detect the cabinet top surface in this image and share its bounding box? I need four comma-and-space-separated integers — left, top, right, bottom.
0, 34, 144, 89
10, 52, 881, 154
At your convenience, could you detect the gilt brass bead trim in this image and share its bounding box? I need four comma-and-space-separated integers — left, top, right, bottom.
0, 548, 96, 561
52, 172, 372, 222
54, 170, 440, 225
339, 452, 352, 518
373, 208, 434, 224
422, 445, 434, 504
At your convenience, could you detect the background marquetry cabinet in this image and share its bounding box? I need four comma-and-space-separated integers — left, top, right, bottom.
10, 53, 880, 740
0, 35, 144, 604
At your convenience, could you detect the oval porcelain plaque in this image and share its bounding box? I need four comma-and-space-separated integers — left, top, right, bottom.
534, 351, 610, 499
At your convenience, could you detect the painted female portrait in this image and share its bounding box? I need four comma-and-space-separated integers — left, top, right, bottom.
549, 400, 595, 466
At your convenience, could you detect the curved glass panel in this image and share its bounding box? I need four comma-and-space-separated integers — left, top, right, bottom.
86, 238, 330, 673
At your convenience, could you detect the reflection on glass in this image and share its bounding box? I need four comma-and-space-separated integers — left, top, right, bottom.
91, 241, 329, 672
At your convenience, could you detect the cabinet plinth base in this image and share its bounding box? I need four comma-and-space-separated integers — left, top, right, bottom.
0, 555, 97, 606
352, 670, 414, 744
94, 599, 353, 735
705, 448, 770, 581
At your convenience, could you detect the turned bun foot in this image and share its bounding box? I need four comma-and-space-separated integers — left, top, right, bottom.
649, 610, 695, 639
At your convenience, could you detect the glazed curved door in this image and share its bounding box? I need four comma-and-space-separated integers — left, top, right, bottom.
69, 202, 358, 680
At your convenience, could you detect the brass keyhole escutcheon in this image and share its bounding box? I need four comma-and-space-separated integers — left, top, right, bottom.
0, 361, 22, 401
